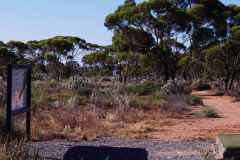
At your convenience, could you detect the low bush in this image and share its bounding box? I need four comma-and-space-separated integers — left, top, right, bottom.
186, 95, 203, 106
160, 79, 191, 97
228, 82, 240, 100
48, 79, 59, 88
129, 98, 147, 108
211, 80, 225, 95
0, 111, 5, 128
160, 94, 188, 117
0, 79, 6, 105
77, 86, 93, 97
126, 81, 161, 96
201, 106, 220, 118
65, 78, 95, 97
153, 91, 165, 100
66, 95, 88, 107
191, 79, 211, 91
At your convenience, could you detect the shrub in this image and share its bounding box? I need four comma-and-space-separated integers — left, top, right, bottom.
66, 95, 88, 107
228, 82, 240, 100
48, 79, 59, 88
31, 82, 45, 109
160, 79, 191, 97
0, 111, 5, 128
77, 86, 93, 97
126, 81, 161, 96
129, 98, 146, 108
153, 91, 165, 100
32, 81, 78, 109
0, 79, 6, 105
191, 79, 211, 91
211, 80, 225, 95
160, 94, 188, 117
67, 78, 94, 97
187, 95, 203, 106
67, 78, 93, 90
201, 107, 220, 118
90, 88, 126, 108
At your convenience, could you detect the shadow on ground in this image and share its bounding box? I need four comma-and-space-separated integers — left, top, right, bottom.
63, 146, 148, 160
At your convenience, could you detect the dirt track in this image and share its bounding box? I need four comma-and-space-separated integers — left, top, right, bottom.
149, 91, 240, 140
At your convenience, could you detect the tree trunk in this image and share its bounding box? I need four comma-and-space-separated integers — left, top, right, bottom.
224, 72, 231, 91
164, 64, 170, 82
229, 72, 238, 90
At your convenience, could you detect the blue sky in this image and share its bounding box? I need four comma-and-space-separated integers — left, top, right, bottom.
0, 0, 239, 45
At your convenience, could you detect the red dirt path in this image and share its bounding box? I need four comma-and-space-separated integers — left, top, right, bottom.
150, 91, 240, 140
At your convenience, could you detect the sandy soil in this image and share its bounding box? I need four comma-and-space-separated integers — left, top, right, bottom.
149, 91, 240, 140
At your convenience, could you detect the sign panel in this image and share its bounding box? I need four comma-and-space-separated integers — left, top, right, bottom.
6, 64, 32, 139
11, 68, 28, 113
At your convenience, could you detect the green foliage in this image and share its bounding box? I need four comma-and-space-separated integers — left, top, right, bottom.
32, 81, 77, 109
186, 95, 203, 106
160, 79, 191, 97
77, 86, 93, 97
201, 107, 220, 118
129, 98, 146, 108
126, 81, 161, 96
0, 111, 5, 128
66, 95, 89, 107
191, 80, 211, 91
105, 0, 192, 81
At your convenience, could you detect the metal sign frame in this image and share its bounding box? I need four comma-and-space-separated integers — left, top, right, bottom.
6, 64, 32, 140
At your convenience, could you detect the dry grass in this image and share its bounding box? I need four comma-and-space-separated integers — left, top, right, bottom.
0, 138, 43, 160
0, 80, 198, 141
31, 106, 157, 140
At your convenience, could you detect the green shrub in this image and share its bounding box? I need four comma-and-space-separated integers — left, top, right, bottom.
31, 84, 44, 109
201, 107, 220, 118
160, 94, 188, 115
32, 81, 77, 108
67, 95, 89, 107
126, 81, 161, 96
0, 79, 6, 105
0, 111, 5, 128
191, 79, 211, 91
78, 86, 93, 97
153, 91, 165, 100
187, 95, 203, 106
129, 98, 146, 108
160, 79, 191, 96
48, 79, 58, 88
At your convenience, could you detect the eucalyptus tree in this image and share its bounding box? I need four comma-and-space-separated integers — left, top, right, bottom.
6, 40, 29, 63
105, 0, 190, 81
0, 45, 14, 79
112, 27, 155, 81
182, 0, 230, 79
205, 24, 240, 90
82, 49, 115, 76
25, 36, 98, 80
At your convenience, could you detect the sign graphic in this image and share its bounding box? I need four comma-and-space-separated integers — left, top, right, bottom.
11, 68, 28, 113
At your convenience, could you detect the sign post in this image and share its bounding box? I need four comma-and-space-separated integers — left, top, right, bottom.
6, 64, 32, 140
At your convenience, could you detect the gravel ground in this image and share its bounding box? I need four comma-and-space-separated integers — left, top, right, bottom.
27, 138, 214, 160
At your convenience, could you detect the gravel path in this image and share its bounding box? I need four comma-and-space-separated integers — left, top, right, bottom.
27, 138, 214, 160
